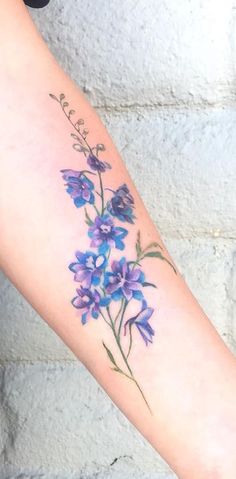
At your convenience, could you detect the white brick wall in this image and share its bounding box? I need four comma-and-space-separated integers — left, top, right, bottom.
1, 1, 236, 477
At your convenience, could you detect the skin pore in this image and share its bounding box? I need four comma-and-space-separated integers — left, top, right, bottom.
0, 1, 236, 478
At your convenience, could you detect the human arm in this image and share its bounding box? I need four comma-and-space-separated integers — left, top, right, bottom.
1, 1, 236, 477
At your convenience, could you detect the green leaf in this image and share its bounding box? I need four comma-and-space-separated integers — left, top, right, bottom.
144, 241, 163, 251
143, 251, 177, 274
143, 281, 157, 288
143, 251, 161, 258
102, 342, 117, 368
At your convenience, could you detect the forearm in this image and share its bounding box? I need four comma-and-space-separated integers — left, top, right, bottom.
1, 2, 236, 478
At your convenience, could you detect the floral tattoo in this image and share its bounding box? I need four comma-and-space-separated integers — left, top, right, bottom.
50, 93, 177, 413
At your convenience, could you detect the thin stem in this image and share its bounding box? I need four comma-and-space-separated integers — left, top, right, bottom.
100, 309, 113, 329
92, 204, 100, 217
126, 323, 133, 358
98, 170, 105, 215
106, 248, 111, 261
84, 207, 93, 225
114, 300, 124, 326
60, 101, 93, 155
106, 307, 152, 413
118, 300, 128, 338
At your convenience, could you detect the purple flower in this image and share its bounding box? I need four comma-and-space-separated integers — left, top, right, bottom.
87, 154, 111, 173
88, 215, 128, 254
124, 300, 155, 345
61, 169, 94, 207
72, 286, 110, 324
69, 251, 107, 288
107, 184, 135, 224
104, 257, 144, 301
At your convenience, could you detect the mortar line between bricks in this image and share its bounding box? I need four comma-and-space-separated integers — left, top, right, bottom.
93, 100, 236, 112
0, 359, 78, 365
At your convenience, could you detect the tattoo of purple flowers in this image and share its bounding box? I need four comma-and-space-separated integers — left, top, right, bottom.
61, 169, 95, 208
50, 92, 177, 414
107, 184, 135, 224
88, 215, 128, 254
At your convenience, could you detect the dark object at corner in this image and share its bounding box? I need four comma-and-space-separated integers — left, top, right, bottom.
24, 0, 50, 8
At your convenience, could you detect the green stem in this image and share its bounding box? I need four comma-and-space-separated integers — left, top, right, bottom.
106, 307, 152, 413
114, 300, 124, 326
93, 204, 100, 217
100, 310, 113, 329
118, 300, 128, 338
98, 170, 105, 215
126, 323, 133, 358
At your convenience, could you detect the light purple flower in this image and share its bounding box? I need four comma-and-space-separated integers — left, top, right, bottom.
88, 214, 128, 254
72, 286, 110, 324
69, 251, 107, 288
61, 169, 94, 207
104, 257, 144, 301
124, 300, 155, 345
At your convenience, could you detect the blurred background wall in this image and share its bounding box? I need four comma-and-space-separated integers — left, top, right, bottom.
1, 0, 236, 477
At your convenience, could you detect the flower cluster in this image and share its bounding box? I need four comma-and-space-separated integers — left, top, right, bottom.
61, 142, 157, 344
61, 161, 154, 346
51, 92, 176, 411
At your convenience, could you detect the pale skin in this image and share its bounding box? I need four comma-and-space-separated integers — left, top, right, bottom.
1, 1, 236, 478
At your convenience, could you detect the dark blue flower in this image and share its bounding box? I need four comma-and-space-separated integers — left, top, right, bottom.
104, 257, 145, 301
87, 154, 111, 173
69, 251, 107, 288
72, 286, 110, 324
124, 300, 154, 345
107, 184, 135, 224
61, 169, 94, 207
88, 214, 128, 254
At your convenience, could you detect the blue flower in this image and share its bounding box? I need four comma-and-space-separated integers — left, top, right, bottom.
88, 214, 128, 254
107, 184, 135, 224
124, 300, 154, 345
72, 286, 110, 324
61, 169, 95, 207
69, 251, 107, 288
87, 154, 111, 173
104, 257, 145, 301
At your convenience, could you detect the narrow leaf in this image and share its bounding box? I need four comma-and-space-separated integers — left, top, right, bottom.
102, 341, 117, 367
144, 241, 163, 251
143, 251, 177, 274
143, 251, 162, 258
143, 281, 157, 288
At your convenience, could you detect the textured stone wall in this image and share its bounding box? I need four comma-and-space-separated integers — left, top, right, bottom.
1, 0, 236, 478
